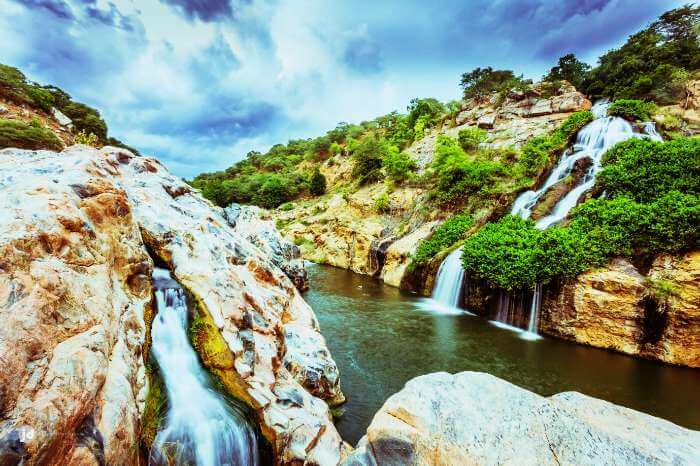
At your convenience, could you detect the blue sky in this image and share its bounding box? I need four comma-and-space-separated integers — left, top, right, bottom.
0, 0, 685, 177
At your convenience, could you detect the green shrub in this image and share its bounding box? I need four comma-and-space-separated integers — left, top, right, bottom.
518, 110, 593, 175
599, 137, 700, 203
411, 213, 473, 268
351, 134, 392, 185
461, 216, 545, 289
280, 202, 295, 211
374, 193, 390, 213
75, 130, 100, 147
309, 167, 327, 196
458, 127, 487, 151
0, 118, 62, 151
382, 149, 416, 182
608, 99, 656, 121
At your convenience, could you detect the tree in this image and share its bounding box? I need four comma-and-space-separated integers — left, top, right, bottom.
309, 167, 327, 195
459, 67, 526, 102
544, 53, 591, 89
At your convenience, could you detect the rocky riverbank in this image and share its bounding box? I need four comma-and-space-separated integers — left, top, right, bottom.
0, 146, 347, 465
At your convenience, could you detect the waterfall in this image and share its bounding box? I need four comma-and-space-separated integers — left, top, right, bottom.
432, 246, 465, 308
149, 268, 258, 466
418, 246, 472, 315
506, 101, 665, 337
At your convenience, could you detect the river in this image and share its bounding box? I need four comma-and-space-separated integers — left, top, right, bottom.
303, 263, 700, 445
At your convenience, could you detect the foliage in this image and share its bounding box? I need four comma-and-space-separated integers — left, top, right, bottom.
74, 129, 100, 147
458, 127, 487, 151
582, 5, 700, 103
407, 98, 446, 130
518, 110, 594, 175
374, 193, 390, 213
543, 53, 590, 89
607, 99, 656, 121
460, 67, 531, 103
309, 167, 327, 196
598, 137, 700, 203
351, 134, 394, 185
0, 118, 63, 151
461, 136, 700, 290
411, 213, 474, 268
382, 148, 416, 182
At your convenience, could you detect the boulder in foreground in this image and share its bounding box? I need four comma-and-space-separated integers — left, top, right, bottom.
344, 371, 700, 466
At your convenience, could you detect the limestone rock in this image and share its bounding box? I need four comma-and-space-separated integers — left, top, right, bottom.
0, 146, 347, 465
541, 252, 700, 367
223, 203, 309, 291
343, 372, 700, 466
476, 113, 496, 129
51, 107, 73, 129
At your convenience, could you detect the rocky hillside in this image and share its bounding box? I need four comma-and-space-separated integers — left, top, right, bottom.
272, 82, 592, 288
0, 146, 347, 464
0, 63, 136, 153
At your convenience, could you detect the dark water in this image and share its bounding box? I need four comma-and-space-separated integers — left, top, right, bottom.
303, 263, 700, 445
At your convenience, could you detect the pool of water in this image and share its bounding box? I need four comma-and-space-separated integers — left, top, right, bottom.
303, 263, 700, 445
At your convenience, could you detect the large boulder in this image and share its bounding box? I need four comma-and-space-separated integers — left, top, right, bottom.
343, 372, 700, 466
541, 252, 700, 368
223, 203, 309, 291
0, 146, 347, 465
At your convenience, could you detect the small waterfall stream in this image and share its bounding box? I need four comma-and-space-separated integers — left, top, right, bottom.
430, 100, 663, 338
149, 268, 259, 466
432, 246, 464, 308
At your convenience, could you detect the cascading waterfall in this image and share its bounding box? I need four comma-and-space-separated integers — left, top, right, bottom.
419, 246, 472, 315
506, 100, 664, 337
432, 246, 465, 308
149, 268, 258, 466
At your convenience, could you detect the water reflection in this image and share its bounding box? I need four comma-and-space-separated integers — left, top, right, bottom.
304, 263, 700, 445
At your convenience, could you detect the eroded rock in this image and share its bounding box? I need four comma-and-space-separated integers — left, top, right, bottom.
541, 252, 700, 367
0, 146, 348, 465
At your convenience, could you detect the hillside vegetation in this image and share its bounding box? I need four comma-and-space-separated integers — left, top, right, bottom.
0, 63, 136, 152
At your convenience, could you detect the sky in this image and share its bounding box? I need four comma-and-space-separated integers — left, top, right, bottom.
0, 0, 687, 177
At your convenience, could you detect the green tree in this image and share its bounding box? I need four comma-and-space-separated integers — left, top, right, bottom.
310, 167, 327, 196
544, 53, 591, 89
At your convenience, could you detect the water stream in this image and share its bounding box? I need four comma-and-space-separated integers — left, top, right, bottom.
149, 268, 259, 466
306, 264, 700, 445
431, 101, 665, 336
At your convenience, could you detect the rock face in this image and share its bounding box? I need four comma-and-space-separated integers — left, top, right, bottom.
343, 372, 700, 466
223, 203, 309, 291
541, 252, 700, 368
0, 146, 347, 465
272, 81, 591, 291
275, 184, 430, 284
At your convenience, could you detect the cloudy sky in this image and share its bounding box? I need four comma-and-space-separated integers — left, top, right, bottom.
0, 0, 685, 177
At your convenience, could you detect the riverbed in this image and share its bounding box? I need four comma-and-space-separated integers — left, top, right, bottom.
303, 263, 700, 445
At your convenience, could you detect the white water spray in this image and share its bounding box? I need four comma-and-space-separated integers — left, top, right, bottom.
508, 100, 664, 336
149, 268, 258, 466
432, 246, 465, 308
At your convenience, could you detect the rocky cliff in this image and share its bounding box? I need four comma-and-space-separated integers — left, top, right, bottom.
541, 251, 700, 368
343, 371, 700, 466
273, 82, 591, 289
0, 146, 347, 465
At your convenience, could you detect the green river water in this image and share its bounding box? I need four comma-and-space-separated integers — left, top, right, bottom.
302, 263, 700, 445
